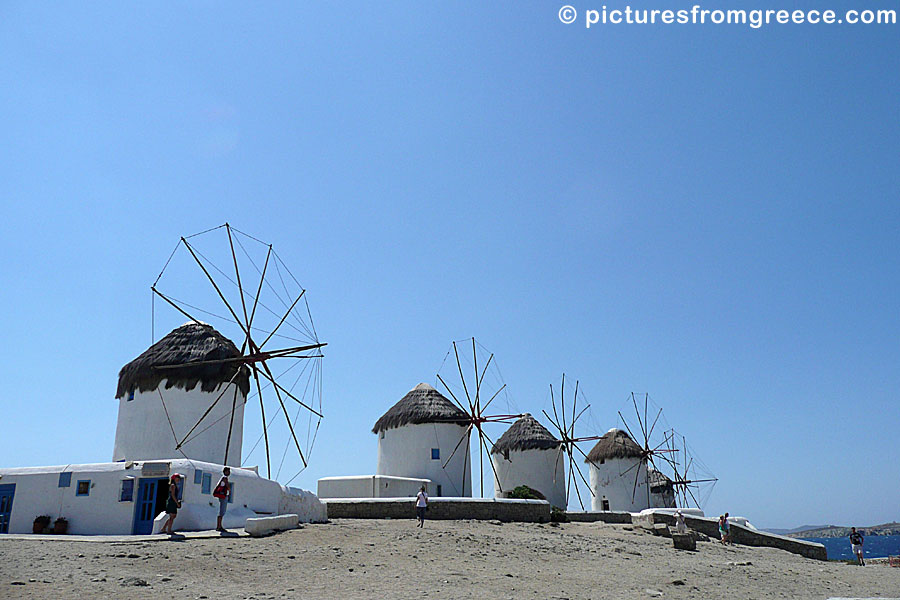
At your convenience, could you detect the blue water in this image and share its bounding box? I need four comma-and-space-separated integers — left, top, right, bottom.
800, 534, 900, 560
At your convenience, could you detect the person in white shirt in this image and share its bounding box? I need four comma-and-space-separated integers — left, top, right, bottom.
415, 485, 428, 528
675, 510, 687, 534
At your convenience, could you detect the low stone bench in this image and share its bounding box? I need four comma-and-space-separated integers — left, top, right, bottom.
245, 514, 300, 537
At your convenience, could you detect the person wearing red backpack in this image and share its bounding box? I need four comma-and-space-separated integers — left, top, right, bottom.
213, 467, 231, 532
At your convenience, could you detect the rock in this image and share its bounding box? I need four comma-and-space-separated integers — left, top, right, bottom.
127, 554, 141, 559
488, 520, 503, 526
120, 577, 149, 587
10, 581, 26, 586
653, 524, 672, 537
644, 589, 663, 597
691, 531, 710, 542
672, 533, 697, 551
671, 579, 686, 586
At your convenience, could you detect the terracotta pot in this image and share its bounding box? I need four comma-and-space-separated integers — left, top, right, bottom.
53, 519, 68, 534
33, 517, 51, 534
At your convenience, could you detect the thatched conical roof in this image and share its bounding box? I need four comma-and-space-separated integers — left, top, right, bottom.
116, 322, 251, 400
372, 383, 469, 433
491, 414, 559, 455
584, 428, 644, 463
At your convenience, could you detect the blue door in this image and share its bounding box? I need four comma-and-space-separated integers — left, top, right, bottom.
0, 484, 15, 534
133, 478, 165, 534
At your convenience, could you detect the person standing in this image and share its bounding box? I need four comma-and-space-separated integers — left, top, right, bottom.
161, 473, 182, 535
213, 467, 231, 532
718, 513, 731, 545
415, 485, 428, 528
849, 527, 865, 566
675, 510, 687, 534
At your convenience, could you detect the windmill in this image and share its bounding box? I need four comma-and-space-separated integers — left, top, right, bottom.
149, 223, 325, 485
616, 393, 717, 510
434, 338, 523, 497
540, 374, 603, 510
658, 429, 719, 509
616, 393, 680, 507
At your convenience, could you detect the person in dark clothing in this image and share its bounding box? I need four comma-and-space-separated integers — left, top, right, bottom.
161, 473, 182, 535
849, 527, 865, 566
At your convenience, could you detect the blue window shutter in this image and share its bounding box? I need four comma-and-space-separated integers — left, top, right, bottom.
120, 479, 134, 502
431, 448, 440, 460
76, 480, 91, 496
58, 472, 72, 487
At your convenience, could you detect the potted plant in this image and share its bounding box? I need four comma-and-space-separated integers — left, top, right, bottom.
53, 517, 68, 534
33, 515, 51, 534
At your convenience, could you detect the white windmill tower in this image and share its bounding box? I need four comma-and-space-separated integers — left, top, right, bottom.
113, 322, 251, 465
373, 383, 472, 497
490, 414, 566, 509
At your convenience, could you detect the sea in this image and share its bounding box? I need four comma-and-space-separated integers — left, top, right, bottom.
800, 534, 900, 560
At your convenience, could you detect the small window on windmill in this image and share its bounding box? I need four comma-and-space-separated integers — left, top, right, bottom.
128, 390, 135, 401
228, 483, 235, 503
601, 496, 610, 511
380, 430, 385, 439
194, 470, 203, 485
431, 448, 440, 460
58, 472, 72, 488
437, 485, 442, 497
201, 473, 212, 494
120, 478, 134, 502
76, 480, 91, 496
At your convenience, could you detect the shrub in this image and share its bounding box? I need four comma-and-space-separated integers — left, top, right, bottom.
508, 485, 544, 501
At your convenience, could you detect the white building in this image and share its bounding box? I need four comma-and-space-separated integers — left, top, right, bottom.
0, 323, 325, 536
585, 428, 650, 512
0, 459, 324, 535
490, 414, 566, 509
113, 322, 249, 466
372, 383, 472, 497
317, 475, 433, 499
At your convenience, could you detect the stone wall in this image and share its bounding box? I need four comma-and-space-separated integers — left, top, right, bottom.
324, 498, 550, 522
565, 511, 633, 524
632, 512, 827, 561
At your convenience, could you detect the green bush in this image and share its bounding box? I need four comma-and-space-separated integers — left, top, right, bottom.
508, 485, 544, 500
550, 506, 568, 523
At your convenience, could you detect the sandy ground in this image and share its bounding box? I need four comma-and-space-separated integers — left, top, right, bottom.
2, 519, 899, 600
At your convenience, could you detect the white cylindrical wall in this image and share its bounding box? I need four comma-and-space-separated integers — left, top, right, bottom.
376, 422, 471, 497
491, 447, 566, 509
113, 379, 245, 465
588, 457, 650, 512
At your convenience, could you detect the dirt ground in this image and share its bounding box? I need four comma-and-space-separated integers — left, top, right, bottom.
2, 519, 899, 599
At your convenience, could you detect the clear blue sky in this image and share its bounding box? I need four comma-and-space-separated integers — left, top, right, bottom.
1, 3, 897, 529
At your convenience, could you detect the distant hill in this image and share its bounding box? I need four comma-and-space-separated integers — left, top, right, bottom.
762, 525, 829, 536
784, 523, 900, 539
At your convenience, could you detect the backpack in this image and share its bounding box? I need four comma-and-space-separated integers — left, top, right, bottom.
213, 479, 229, 499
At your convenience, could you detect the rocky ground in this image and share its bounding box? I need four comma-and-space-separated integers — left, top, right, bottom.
2, 519, 899, 599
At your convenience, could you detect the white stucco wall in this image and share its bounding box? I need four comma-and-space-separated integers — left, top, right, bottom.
376, 422, 471, 497
0, 458, 325, 535
587, 456, 650, 512
491, 447, 567, 509
317, 475, 433, 499
112, 379, 246, 466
